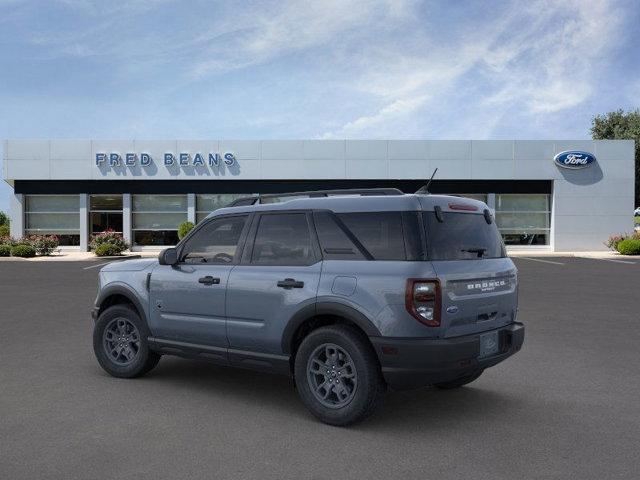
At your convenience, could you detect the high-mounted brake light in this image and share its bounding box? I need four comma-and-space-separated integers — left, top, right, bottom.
448, 203, 478, 211
405, 279, 441, 327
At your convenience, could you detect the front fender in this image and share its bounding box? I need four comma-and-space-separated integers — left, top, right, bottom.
94, 281, 149, 326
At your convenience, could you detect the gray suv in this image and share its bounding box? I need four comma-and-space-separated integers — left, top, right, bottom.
92, 189, 524, 425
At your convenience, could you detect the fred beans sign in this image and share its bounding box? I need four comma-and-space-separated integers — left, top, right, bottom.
95, 152, 236, 168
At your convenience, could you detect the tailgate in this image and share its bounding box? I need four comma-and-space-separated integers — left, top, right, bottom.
431, 258, 517, 338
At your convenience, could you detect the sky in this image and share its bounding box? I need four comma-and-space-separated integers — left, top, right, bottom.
1, 0, 639, 212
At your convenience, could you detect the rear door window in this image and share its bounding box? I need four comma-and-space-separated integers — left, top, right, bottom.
251, 213, 316, 265
337, 212, 406, 260
424, 212, 505, 260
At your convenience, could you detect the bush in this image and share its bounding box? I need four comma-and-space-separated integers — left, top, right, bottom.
604, 234, 627, 251
94, 243, 126, 257
90, 229, 129, 252
0, 244, 10, 256
178, 221, 195, 240
0, 211, 8, 226
616, 238, 640, 255
10, 244, 36, 258
25, 234, 59, 256
0, 224, 9, 237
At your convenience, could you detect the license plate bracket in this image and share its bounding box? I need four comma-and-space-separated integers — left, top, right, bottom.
479, 330, 499, 358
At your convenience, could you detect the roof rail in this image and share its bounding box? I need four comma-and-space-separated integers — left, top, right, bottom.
226, 188, 404, 207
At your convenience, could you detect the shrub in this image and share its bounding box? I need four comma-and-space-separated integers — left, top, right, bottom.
0, 244, 10, 256
90, 229, 129, 252
10, 244, 36, 258
616, 238, 640, 255
0, 224, 9, 237
94, 243, 126, 257
604, 234, 627, 251
0, 211, 8, 226
178, 221, 195, 240
25, 234, 59, 256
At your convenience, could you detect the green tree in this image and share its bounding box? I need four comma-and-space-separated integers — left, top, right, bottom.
0, 211, 9, 226
590, 109, 640, 206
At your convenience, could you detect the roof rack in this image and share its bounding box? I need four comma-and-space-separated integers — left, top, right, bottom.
226, 188, 404, 207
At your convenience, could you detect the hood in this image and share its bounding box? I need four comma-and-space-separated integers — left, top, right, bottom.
100, 258, 158, 272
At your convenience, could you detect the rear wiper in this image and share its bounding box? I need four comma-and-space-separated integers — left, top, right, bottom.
461, 247, 486, 258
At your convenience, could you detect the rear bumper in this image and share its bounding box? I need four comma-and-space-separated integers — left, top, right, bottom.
370, 322, 524, 390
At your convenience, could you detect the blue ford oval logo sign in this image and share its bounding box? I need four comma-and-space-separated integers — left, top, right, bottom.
554, 150, 595, 169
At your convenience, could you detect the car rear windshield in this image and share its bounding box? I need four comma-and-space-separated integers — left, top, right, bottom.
424, 211, 505, 260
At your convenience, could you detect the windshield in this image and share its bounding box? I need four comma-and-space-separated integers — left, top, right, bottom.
424, 211, 505, 260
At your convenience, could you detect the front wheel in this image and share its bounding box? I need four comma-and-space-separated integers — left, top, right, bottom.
294, 325, 385, 426
93, 304, 160, 378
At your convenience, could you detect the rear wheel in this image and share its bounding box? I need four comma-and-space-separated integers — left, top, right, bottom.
93, 304, 160, 378
294, 325, 385, 426
435, 370, 483, 389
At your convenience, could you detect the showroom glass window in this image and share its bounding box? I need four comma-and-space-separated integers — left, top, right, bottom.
24, 195, 80, 246
453, 193, 488, 203
132, 195, 187, 246
196, 194, 246, 223
495, 194, 551, 246
90, 195, 123, 235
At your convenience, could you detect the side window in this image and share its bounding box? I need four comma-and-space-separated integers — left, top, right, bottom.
251, 213, 315, 266
181, 215, 248, 264
337, 212, 406, 260
313, 211, 365, 260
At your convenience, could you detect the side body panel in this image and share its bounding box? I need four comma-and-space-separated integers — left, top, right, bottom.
148, 263, 234, 346
226, 263, 322, 355
318, 260, 440, 338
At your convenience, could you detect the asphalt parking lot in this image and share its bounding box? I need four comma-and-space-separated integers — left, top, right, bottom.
1, 257, 639, 479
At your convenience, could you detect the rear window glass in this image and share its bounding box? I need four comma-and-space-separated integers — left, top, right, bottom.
313, 212, 366, 260
424, 212, 505, 260
337, 212, 406, 260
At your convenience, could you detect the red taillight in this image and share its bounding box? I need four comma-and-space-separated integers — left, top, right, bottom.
405, 279, 441, 327
448, 203, 478, 211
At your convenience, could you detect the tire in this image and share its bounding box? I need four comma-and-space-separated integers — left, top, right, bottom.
294, 325, 385, 426
93, 304, 160, 378
435, 370, 483, 390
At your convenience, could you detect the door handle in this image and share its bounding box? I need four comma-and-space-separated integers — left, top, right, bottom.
198, 276, 220, 285
277, 278, 304, 289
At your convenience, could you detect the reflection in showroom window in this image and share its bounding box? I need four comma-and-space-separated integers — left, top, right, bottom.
132, 195, 187, 246
24, 195, 80, 246
495, 194, 551, 246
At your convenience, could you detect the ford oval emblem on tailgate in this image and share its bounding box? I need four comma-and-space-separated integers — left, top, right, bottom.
446, 306, 459, 314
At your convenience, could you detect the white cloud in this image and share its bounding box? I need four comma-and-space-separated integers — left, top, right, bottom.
323, 0, 625, 138
3, 0, 630, 140
190, 0, 415, 77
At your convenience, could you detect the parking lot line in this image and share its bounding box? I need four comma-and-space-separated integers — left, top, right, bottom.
82, 261, 114, 270
516, 257, 565, 265
588, 257, 636, 265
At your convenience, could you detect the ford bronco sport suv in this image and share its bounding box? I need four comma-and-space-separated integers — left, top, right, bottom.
92, 188, 524, 426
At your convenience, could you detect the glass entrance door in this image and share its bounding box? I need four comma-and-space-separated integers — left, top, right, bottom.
90, 195, 123, 235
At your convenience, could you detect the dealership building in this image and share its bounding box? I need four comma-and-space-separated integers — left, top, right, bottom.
2, 139, 635, 252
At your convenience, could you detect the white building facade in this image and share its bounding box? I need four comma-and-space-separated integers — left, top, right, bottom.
2, 139, 635, 251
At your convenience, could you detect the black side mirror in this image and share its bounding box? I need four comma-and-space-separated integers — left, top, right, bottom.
159, 247, 178, 266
